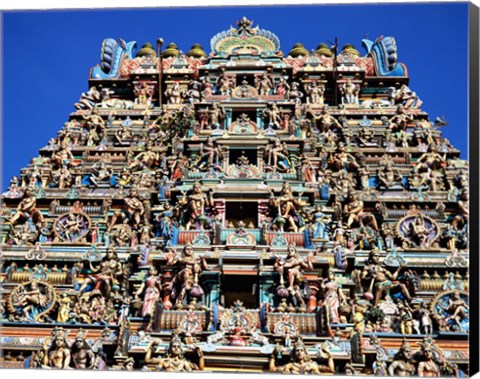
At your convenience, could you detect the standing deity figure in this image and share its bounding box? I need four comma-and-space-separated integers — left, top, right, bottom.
305, 81, 325, 105
216, 69, 233, 96
134, 81, 154, 107
263, 103, 284, 129
207, 102, 225, 129
287, 81, 304, 104
340, 79, 359, 105
256, 72, 274, 95
276, 76, 290, 97
388, 340, 416, 377
321, 269, 346, 324
145, 334, 204, 372
269, 182, 305, 233
180, 182, 214, 230
166, 244, 208, 306
135, 266, 162, 318
361, 249, 411, 306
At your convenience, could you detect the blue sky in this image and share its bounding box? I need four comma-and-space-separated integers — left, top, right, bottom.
2, 3, 469, 189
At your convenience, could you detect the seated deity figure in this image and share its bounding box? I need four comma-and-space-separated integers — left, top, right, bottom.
9, 186, 44, 227
79, 247, 124, 299
265, 138, 291, 171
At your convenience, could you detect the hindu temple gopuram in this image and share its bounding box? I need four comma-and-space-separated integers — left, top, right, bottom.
0, 18, 470, 375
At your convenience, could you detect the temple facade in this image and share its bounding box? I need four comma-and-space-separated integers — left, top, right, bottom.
0, 18, 470, 375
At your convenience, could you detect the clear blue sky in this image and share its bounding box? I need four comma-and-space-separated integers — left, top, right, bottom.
2, 3, 469, 189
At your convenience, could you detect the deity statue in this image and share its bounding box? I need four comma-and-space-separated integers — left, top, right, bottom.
345, 194, 379, 231
305, 81, 325, 105
79, 247, 124, 299
311, 107, 343, 132
269, 338, 334, 374
442, 291, 469, 331
269, 182, 305, 233
9, 186, 43, 227
145, 334, 204, 371
256, 72, 274, 96
263, 103, 284, 129
9, 279, 56, 322
166, 244, 208, 307
165, 82, 184, 104
287, 81, 304, 104
134, 81, 154, 107
340, 79, 359, 105
389, 84, 423, 109
274, 245, 312, 311
74, 86, 102, 110
265, 139, 291, 171
387, 104, 414, 131
42, 328, 71, 369
128, 141, 159, 171
180, 182, 214, 230
378, 161, 403, 188
185, 79, 203, 103
196, 138, 223, 171
109, 187, 145, 230
276, 76, 290, 97
310, 205, 331, 239
70, 330, 95, 369
321, 269, 346, 324
328, 143, 360, 172
216, 69, 233, 96
206, 102, 225, 129
135, 266, 162, 319
387, 340, 416, 376
361, 249, 411, 306
417, 340, 441, 377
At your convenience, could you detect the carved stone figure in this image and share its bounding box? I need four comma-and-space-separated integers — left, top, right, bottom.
269, 182, 305, 233
361, 249, 411, 306
388, 340, 416, 376
145, 334, 204, 372
79, 247, 123, 298
166, 244, 208, 307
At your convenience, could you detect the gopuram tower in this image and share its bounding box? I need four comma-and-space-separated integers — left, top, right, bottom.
0, 18, 470, 375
